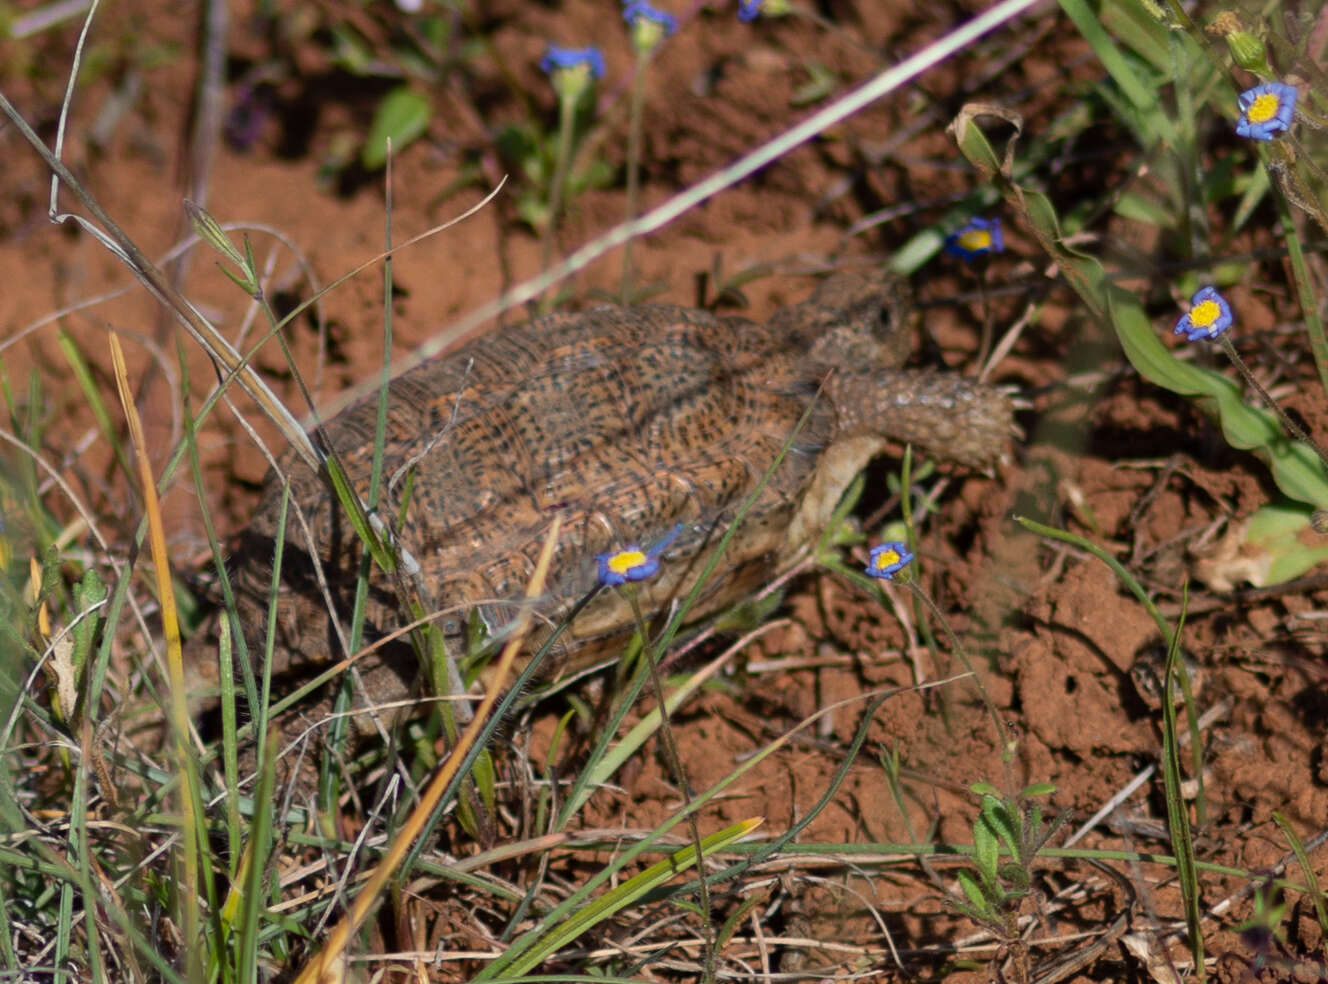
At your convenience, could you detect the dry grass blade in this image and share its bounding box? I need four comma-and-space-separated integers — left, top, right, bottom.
106, 332, 202, 978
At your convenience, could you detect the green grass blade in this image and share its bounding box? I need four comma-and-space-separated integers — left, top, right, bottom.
0, 875, 16, 970
55, 327, 134, 486
491, 818, 761, 980
677, 690, 893, 894
1014, 515, 1174, 645
1271, 811, 1328, 960
1160, 592, 1204, 981
238, 726, 280, 984
568, 652, 727, 820
1057, 0, 1176, 147
1275, 179, 1328, 396
1015, 515, 1207, 809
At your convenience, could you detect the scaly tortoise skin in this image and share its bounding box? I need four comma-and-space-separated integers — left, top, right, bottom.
203, 270, 1013, 730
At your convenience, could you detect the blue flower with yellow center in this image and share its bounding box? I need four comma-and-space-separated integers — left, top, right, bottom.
1236, 82, 1297, 141
1174, 286, 1234, 341
865, 542, 914, 580
944, 217, 1004, 260
597, 523, 683, 587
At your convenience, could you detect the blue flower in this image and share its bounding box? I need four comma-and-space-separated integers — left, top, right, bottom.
865, 542, 914, 580
1236, 82, 1297, 141
1173, 286, 1234, 341
624, 1, 677, 32
944, 217, 1004, 260
737, 0, 789, 20
597, 523, 682, 587
540, 45, 606, 81
623, 2, 676, 54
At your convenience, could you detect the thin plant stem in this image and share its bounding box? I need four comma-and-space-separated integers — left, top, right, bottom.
975, 264, 995, 372
1219, 334, 1328, 473
621, 48, 649, 302
1270, 163, 1328, 397
625, 589, 717, 984
540, 90, 577, 306
904, 579, 1013, 762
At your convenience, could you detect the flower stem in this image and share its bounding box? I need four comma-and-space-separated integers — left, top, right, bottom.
540, 91, 578, 308
621, 47, 649, 302
905, 579, 1014, 763
624, 589, 717, 982
1219, 334, 1328, 474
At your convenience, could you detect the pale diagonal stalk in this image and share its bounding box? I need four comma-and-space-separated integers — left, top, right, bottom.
0, 83, 319, 475
1218, 334, 1328, 475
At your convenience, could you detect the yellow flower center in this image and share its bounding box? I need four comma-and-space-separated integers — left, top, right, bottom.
1190, 299, 1221, 328
958, 228, 992, 251
873, 548, 902, 571
1247, 92, 1280, 124
607, 549, 647, 575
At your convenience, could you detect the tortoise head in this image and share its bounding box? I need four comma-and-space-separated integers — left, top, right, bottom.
767, 269, 914, 372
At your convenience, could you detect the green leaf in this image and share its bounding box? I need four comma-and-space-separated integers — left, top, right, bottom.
1109, 288, 1328, 509
1203, 501, 1328, 587
1096, 0, 1173, 71
791, 60, 835, 106
1114, 190, 1173, 225
329, 25, 373, 74
956, 868, 996, 920
973, 801, 1000, 883
361, 87, 432, 170
70, 567, 106, 677
998, 862, 1030, 893
980, 795, 1021, 862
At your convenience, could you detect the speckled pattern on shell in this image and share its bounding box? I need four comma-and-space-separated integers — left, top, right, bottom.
208, 270, 1013, 715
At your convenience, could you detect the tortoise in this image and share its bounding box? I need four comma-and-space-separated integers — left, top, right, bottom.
195, 269, 1013, 735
